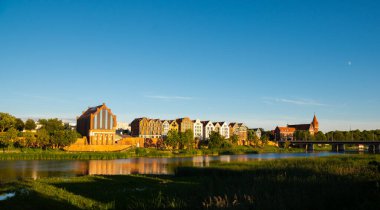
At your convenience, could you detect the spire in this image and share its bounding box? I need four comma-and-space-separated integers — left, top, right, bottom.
312, 114, 319, 133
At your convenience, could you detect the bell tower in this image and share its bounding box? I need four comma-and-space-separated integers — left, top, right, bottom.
312, 114, 319, 133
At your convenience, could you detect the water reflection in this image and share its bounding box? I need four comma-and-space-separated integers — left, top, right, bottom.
0, 152, 343, 181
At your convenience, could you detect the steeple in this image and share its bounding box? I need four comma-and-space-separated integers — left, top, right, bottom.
312, 114, 319, 133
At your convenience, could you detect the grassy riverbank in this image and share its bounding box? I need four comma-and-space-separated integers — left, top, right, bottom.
1, 154, 379, 209
0, 145, 319, 160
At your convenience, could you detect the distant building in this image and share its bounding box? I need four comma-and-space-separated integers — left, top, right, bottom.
131, 117, 162, 138
76, 103, 117, 145
274, 126, 296, 141
287, 114, 319, 135
213, 122, 221, 133
249, 128, 262, 139
169, 120, 179, 132
218, 122, 230, 139
229, 123, 248, 145
176, 117, 193, 133
202, 121, 215, 140
192, 119, 203, 140
161, 120, 170, 136
275, 114, 320, 141
117, 122, 130, 130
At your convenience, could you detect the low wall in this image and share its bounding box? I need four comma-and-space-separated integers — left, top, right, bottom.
64, 144, 131, 152
117, 137, 144, 147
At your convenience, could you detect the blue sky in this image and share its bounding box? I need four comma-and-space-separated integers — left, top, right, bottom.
1, 0, 379, 131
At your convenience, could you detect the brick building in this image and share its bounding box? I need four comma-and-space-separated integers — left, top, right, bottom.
76, 103, 117, 145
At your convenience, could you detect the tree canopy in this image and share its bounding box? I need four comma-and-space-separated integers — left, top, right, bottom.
0, 112, 16, 132
25, 119, 37, 130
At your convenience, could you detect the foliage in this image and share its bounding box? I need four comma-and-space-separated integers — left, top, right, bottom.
51, 130, 78, 149
208, 131, 231, 149
38, 118, 65, 135
23, 131, 37, 147
179, 129, 194, 149
0, 112, 16, 132
25, 119, 37, 130
37, 129, 50, 149
0, 128, 19, 152
315, 131, 327, 141
325, 130, 380, 141
294, 130, 314, 141
15, 118, 25, 131
247, 130, 260, 147
164, 130, 180, 149
261, 134, 269, 146
229, 134, 239, 144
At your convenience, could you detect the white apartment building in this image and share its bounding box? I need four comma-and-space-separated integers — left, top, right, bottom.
192, 119, 203, 140
161, 120, 170, 136
218, 122, 230, 139
202, 121, 215, 140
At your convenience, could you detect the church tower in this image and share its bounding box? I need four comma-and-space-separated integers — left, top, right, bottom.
312, 114, 319, 133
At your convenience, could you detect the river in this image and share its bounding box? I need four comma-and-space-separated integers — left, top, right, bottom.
0, 152, 344, 182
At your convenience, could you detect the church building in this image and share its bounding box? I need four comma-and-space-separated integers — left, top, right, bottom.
77, 103, 117, 145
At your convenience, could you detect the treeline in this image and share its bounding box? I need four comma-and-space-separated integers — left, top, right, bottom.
161, 129, 270, 150
0, 113, 80, 152
292, 130, 380, 141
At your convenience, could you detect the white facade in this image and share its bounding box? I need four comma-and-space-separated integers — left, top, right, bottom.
202, 121, 215, 140
193, 119, 203, 140
162, 120, 170, 136
117, 122, 130, 130
218, 122, 230, 139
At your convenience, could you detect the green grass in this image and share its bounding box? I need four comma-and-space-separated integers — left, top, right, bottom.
1, 154, 379, 209
0, 144, 334, 160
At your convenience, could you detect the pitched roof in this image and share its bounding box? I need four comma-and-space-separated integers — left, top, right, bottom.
201, 121, 212, 126
288, 124, 313, 131
78, 104, 104, 119
276, 127, 296, 132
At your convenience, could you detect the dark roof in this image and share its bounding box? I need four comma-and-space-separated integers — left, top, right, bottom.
78, 104, 103, 119
201, 121, 212, 126
288, 124, 313, 131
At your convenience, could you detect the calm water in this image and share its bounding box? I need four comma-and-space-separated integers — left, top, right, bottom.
0, 152, 343, 181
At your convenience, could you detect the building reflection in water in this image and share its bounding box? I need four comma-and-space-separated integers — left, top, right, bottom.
88, 158, 170, 175
0, 152, 342, 181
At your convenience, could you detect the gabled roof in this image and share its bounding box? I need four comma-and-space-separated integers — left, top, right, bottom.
229, 122, 238, 127
213, 122, 221, 126
201, 121, 213, 126
78, 104, 105, 119
288, 124, 313, 131
276, 127, 296, 132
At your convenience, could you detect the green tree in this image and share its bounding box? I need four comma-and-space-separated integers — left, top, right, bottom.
15, 118, 25, 131
315, 131, 327, 141
38, 118, 65, 134
179, 129, 194, 149
229, 134, 239, 144
0, 128, 18, 152
333, 131, 345, 141
51, 130, 77, 149
261, 134, 269, 146
37, 129, 50, 149
164, 130, 180, 149
0, 113, 16, 132
23, 131, 37, 148
25, 119, 37, 130
208, 131, 224, 149
247, 130, 259, 147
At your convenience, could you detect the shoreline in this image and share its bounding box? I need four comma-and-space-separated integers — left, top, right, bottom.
0, 145, 339, 160
1, 155, 379, 209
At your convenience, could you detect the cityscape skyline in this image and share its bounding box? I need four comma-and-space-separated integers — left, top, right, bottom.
1, 0, 380, 131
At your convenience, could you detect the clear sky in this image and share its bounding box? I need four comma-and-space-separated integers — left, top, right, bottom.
1, 0, 379, 132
